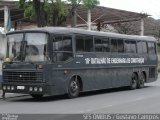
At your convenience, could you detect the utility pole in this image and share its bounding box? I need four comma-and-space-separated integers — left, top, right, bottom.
140, 18, 144, 36
4, 6, 9, 33
87, 9, 91, 30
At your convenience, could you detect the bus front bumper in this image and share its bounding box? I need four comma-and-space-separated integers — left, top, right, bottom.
1, 82, 50, 95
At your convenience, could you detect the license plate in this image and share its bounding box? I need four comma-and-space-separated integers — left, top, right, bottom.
17, 86, 25, 90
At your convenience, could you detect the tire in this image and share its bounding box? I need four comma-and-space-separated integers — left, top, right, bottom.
31, 94, 43, 99
129, 73, 138, 90
67, 77, 80, 98
137, 73, 145, 89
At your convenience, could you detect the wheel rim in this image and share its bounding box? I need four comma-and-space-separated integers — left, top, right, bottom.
70, 80, 79, 94
69, 78, 79, 97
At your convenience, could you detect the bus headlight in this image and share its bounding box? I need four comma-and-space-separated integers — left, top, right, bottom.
3, 86, 6, 90
7, 86, 10, 90
29, 87, 33, 91
39, 87, 43, 92
34, 87, 38, 92
11, 86, 14, 90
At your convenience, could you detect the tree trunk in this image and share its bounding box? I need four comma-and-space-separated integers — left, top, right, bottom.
33, 0, 46, 27
71, 10, 77, 27
87, 9, 91, 30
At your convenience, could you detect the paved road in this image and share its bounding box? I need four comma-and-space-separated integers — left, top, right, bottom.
0, 75, 160, 114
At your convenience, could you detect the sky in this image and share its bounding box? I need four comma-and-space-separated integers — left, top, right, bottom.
99, 0, 160, 19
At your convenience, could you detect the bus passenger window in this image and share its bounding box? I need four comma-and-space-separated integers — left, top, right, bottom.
52, 35, 73, 62
117, 39, 124, 53
76, 36, 85, 52
110, 39, 117, 52
102, 38, 109, 52
63, 36, 72, 51
142, 42, 147, 53
137, 41, 147, 54
76, 35, 93, 52
85, 36, 93, 52
95, 38, 102, 52
148, 42, 156, 54
125, 40, 136, 53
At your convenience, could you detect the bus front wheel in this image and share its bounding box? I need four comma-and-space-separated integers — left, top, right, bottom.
67, 77, 80, 98
130, 73, 138, 90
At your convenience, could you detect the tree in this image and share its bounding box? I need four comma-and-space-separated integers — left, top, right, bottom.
67, 0, 82, 27
44, 0, 68, 26
19, 0, 46, 27
19, 0, 68, 27
82, 0, 99, 30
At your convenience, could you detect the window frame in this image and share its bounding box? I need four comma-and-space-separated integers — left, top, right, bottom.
124, 39, 137, 53
75, 34, 94, 53
94, 36, 110, 53
51, 34, 73, 62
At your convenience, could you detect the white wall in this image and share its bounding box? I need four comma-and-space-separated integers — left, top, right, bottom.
0, 34, 7, 59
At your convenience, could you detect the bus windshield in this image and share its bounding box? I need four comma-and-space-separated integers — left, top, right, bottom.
7, 33, 48, 62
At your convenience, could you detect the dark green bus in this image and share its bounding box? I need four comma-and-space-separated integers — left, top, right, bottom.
2, 27, 158, 98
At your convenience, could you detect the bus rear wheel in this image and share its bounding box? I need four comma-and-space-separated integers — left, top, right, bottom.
67, 77, 80, 98
31, 94, 43, 99
129, 73, 138, 90
137, 72, 145, 89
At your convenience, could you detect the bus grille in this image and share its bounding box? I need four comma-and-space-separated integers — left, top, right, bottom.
3, 71, 43, 82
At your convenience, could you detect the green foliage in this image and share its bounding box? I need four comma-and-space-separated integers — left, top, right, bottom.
19, 0, 36, 20
82, 0, 99, 10
44, 0, 68, 26
19, 0, 68, 26
24, 5, 36, 20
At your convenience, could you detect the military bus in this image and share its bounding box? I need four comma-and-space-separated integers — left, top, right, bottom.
2, 27, 158, 98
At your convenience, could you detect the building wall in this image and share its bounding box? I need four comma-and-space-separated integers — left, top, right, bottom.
0, 34, 6, 84
0, 34, 7, 59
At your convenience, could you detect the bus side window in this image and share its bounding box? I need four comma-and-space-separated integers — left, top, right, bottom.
137, 41, 147, 54
76, 36, 85, 52
84, 36, 93, 52
95, 37, 102, 52
148, 42, 156, 54
76, 35, 93, 52
117, 39, 124, 53
63, 36, 72, 51
110, 38, 117, 52
137, 41, 142, 53
142, 42, 147, 54
94, 37, 109, 52
52, 35, 73, 62
125, 40, 136, 53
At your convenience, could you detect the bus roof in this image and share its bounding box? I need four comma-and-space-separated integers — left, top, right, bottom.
7, 27, 156, 42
